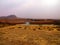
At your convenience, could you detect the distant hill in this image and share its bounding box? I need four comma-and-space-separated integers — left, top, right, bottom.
0, 15, 60, 24
7, 15, 17, 19
0, 15, 27, 24
0, 15, 17, 19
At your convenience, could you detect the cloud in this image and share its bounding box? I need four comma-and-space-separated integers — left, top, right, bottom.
0, 0, 60, 19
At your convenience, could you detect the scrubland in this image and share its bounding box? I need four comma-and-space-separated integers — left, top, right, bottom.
0, 24, 60, 45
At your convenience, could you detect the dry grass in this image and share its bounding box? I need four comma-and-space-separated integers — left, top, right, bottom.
0, 24, 60, 45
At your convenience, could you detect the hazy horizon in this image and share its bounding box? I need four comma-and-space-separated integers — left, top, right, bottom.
0, 0, 60, 19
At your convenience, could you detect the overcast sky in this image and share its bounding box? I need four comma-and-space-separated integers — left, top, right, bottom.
0, 0, 60, 19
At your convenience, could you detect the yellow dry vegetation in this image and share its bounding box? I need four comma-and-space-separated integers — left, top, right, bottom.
0, 24, 60, 45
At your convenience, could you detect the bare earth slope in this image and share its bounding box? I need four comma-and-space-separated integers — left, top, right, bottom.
0, 24, 60, 45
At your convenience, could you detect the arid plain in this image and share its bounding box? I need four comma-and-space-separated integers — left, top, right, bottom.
0, 15, 60, 45
0, 24, 60, 45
